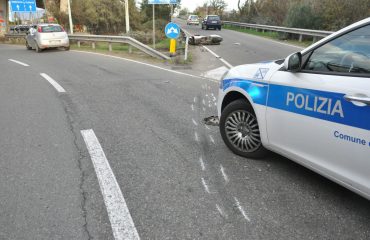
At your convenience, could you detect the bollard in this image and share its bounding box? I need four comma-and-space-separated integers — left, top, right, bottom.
109, 42, 112, 52
77, 41, 80, 48
92, 42, 95, 49
299, 35, 303, 42
169, 39, 176, 56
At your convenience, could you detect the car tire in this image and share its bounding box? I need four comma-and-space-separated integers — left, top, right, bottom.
220, 99, 269, 159
218, 26, 222, 31
26, 41, 32, 50
35, 44, 42, 53
65, 46, 70, 51
205, 25, 209, 30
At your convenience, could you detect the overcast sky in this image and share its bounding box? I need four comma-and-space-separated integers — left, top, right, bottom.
180, 0, 239, 11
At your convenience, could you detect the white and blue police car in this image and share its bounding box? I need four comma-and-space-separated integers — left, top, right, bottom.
218, 18, 370, 199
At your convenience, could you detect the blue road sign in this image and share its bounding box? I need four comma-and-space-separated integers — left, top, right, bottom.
165, 22, 180, 39
10, 0, 36, 12
149, 0, 177, 4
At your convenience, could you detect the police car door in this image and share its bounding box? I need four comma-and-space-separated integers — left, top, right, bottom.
266, 24, 370, 193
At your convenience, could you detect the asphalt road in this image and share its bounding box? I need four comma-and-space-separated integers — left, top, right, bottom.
0, 38, 369, 240
175, 18, 303, 68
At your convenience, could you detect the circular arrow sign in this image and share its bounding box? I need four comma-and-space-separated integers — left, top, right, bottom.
165, 22, 180, 39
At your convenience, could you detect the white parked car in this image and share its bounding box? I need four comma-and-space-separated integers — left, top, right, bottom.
187, 15, 200, 25
26, 24, 70, 52
218, 18, 370, 199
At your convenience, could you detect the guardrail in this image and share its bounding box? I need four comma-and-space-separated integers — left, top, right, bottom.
222, 21, 334, 42
4, 33, 170, 60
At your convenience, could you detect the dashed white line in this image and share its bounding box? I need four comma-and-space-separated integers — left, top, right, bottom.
40, 73, 66, 93
192, 118, 198, 126
216, 204, 228, 219
209, 135, 215, 144
8, 59, 29, 67
202, 107, 206, 112
81, 129, 140, 240
194, 97, 197, 103
201, 178, 211, 194
205, 125, 210, 130
195, 132, 199, 142
199, 157, 206, 171
191, 104, 194, 111
234, 197, 251, 222
220, 165, 229, 183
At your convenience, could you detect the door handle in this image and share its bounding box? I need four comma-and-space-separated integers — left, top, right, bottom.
344, 94, 370, 106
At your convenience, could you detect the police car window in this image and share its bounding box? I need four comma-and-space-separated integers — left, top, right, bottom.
303, 24, 370, 75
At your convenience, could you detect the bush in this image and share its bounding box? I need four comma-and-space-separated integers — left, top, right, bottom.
284, 3, 322, 29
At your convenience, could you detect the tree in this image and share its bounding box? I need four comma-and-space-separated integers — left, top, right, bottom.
284, 2, 321, 29
179, 7, 189, 17
210, 0, 227, 15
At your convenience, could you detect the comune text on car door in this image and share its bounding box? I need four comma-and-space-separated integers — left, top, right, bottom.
266, 24, 370, 197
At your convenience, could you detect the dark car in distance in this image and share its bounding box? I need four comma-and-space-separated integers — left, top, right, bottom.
201, 15, 222, 30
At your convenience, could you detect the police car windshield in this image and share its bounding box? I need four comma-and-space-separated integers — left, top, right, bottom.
304, 24, 370, 74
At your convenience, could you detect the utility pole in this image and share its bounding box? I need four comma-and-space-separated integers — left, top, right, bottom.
67, 0, 73, 34
125, 0, 130, 33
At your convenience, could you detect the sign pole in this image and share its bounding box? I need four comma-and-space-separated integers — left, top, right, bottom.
152, 4, 155, 49
67, 0, 73, 34
125, 0, 130, 33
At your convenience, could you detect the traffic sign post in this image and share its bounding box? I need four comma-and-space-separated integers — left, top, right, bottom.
165, 22, 180, 56
148, 0, 178, 49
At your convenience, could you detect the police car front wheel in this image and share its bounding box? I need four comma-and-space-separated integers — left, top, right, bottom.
220, 99, 268, 159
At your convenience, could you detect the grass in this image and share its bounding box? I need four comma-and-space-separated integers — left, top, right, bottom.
223, 25, 313, 47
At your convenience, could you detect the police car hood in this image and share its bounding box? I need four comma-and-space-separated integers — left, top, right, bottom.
223, 61, 282, 81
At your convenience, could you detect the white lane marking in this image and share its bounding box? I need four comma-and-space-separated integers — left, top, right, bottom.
195, 132, 199, 142
216, 204, 228, 219
209, 135, 215, 144
202, 107, 206, 112
8, 59, 29, 67
181, 28, 191, 37
205, 125, 210, 130
194, 97, 197, 103
220, 165, 229, 183
202, 99, 206, 105
202, 46, 233, 69
72, 50, 203, 79
81, 129, 140, 240
199, 157, 205, 171
40, 73, 66, 93
234, 197, 251, 222
192, 118, 198, 126
201, 178, 211, 194
208, 104, 212, 108
214, 102, 217, 106
191, 104, 194, 111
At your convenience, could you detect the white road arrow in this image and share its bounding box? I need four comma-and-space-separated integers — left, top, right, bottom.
166, 27, 178, 35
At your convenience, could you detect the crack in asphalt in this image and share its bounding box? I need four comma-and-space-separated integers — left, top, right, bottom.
60, 95, 92, 240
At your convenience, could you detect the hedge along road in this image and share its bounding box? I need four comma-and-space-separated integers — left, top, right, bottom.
0, 44, 369, 240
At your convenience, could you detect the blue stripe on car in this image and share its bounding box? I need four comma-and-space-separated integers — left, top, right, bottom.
223, 78, 370, 131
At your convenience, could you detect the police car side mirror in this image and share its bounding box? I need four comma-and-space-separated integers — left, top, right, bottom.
283, 52, 302, 72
